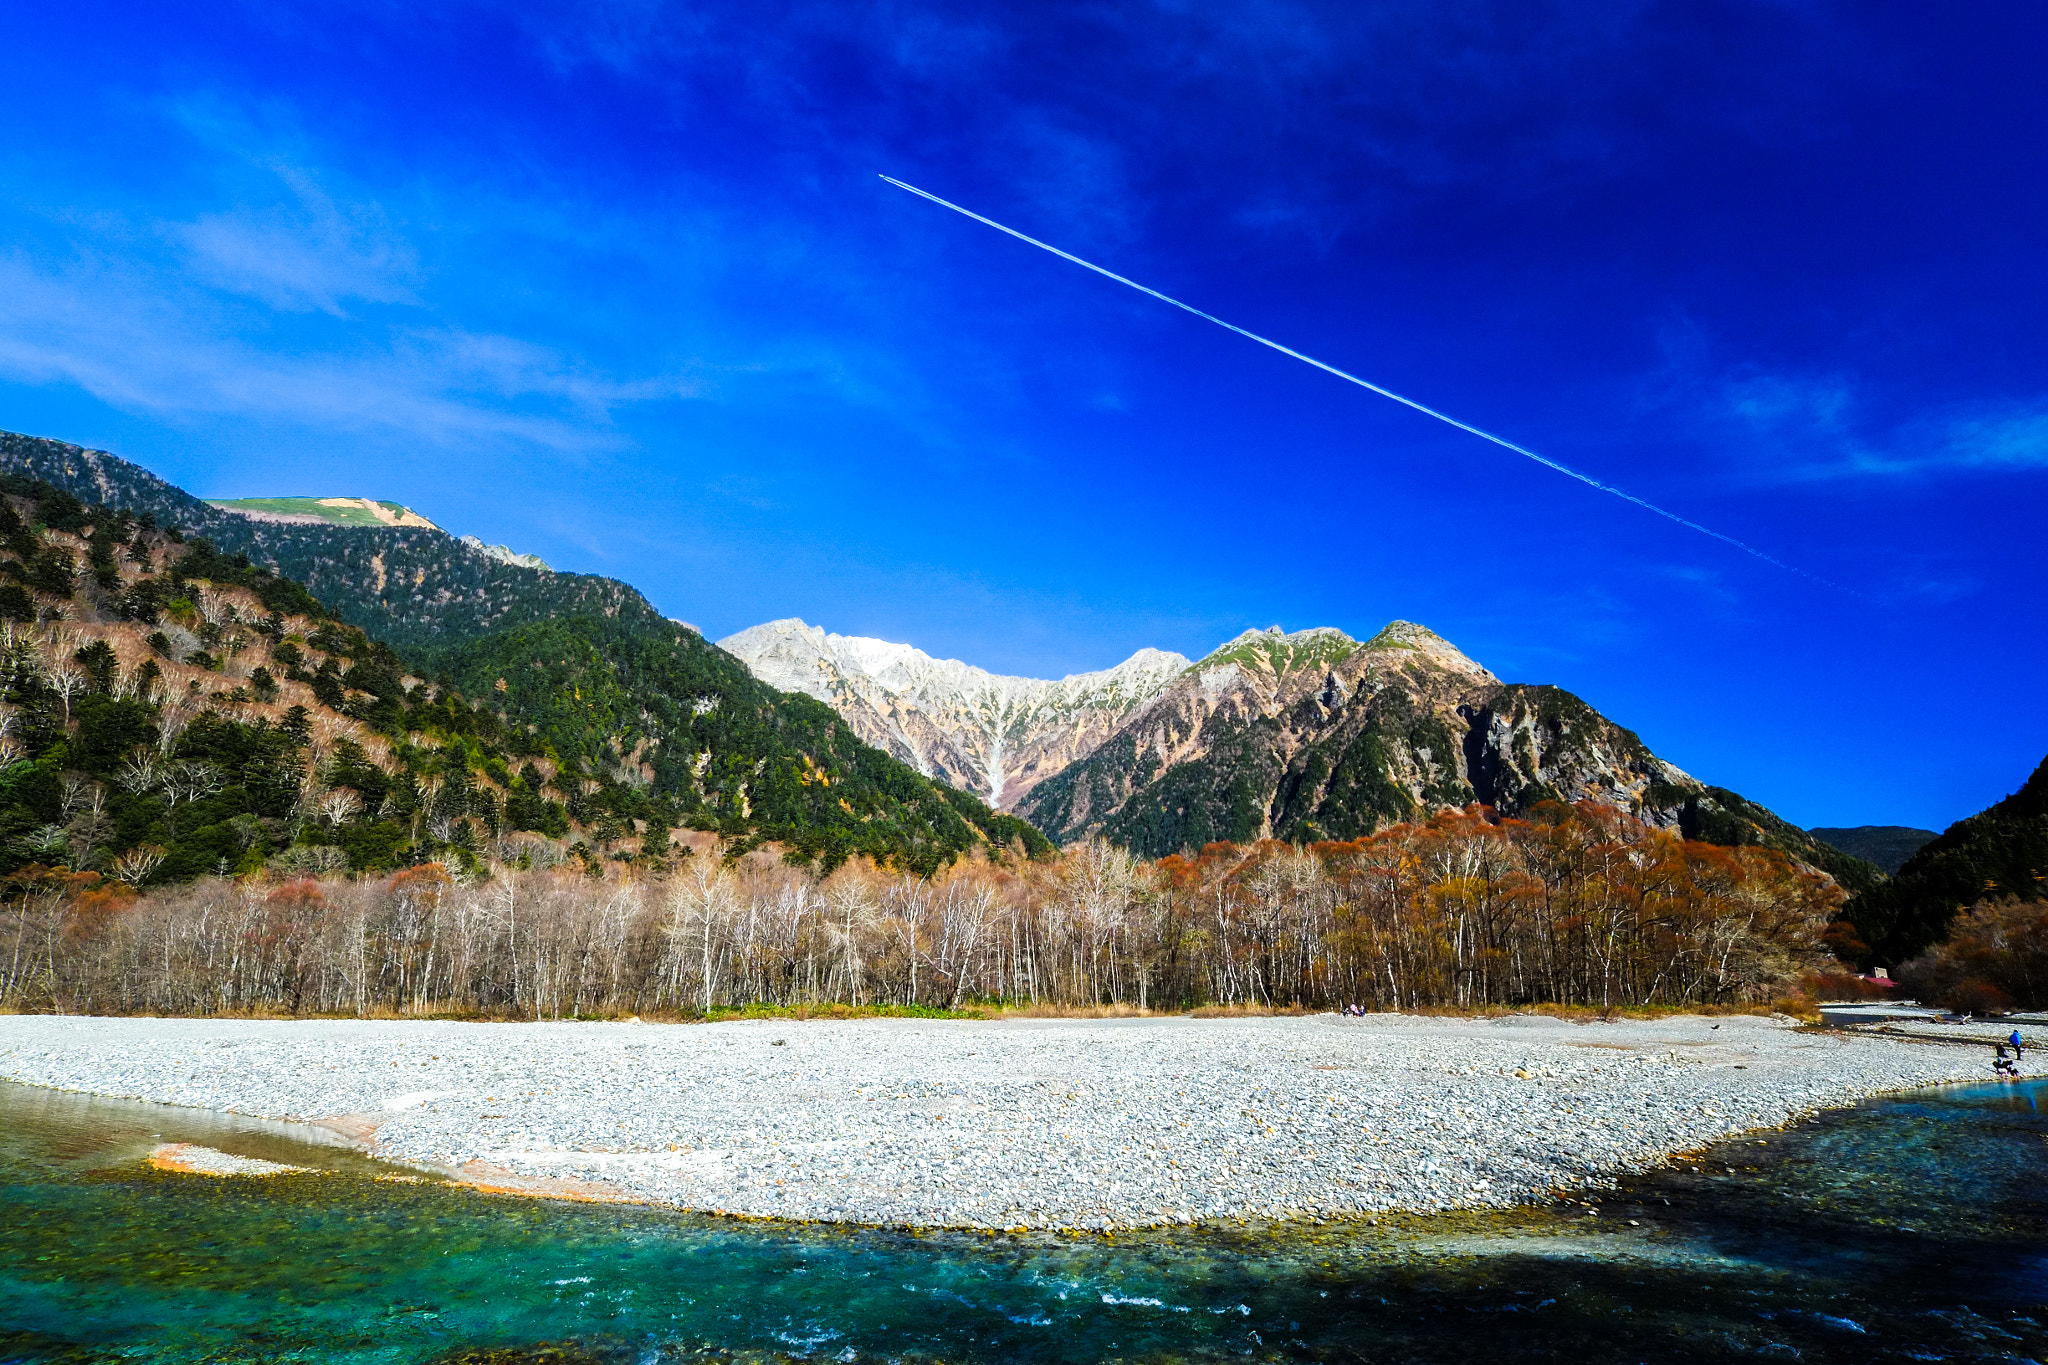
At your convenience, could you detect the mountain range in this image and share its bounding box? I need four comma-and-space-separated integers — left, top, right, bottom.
0, 426, 1882, 896
720, 614, 1877, 890
718, 619, 1187, 810
6, 424, 2037, 980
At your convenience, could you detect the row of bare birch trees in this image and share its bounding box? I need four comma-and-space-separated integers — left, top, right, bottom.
4, 803, 1841, 1018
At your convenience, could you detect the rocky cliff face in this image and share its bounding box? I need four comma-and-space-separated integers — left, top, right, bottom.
1016, 621, 1871, 885
718, 619, 1188, 810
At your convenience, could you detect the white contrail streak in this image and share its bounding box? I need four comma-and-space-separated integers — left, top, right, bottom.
880, 174, 1804, 577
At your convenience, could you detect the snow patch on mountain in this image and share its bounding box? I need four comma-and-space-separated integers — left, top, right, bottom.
458, 535, 550, 571
719, 619, 1189, 809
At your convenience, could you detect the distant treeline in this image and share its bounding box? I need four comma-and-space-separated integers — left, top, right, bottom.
4, 801, 1842, 1018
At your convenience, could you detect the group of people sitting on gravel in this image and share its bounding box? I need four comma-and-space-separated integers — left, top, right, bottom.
1994, 1029, 2027, 1078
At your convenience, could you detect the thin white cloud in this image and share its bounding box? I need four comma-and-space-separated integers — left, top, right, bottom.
1644, 562, 1738, 608
0, 111, 738, 453
0, 250, 691, 450
1643, 329, 2048, 483
1938, 409, 2048, 472
1741, 385, 2048, 481
171, 162, 419, 314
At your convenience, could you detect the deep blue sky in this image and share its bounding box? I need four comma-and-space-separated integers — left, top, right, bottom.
1, 2, 2042, 831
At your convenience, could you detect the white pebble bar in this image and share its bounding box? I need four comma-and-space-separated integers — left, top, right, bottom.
0, 1013, 1999, 1230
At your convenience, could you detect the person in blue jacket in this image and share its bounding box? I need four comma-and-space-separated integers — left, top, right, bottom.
2010, 1029, 2025, 1063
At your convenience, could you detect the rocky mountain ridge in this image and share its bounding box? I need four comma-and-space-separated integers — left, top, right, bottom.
718, 618, 1187, 809
1021, 620, 1666, 844
724, 612, 1876, 889
457, 535, 550, 571
1019, 621, 1873, 887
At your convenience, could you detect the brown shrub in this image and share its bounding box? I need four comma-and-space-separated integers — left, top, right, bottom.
1801, 970, 1894, 1002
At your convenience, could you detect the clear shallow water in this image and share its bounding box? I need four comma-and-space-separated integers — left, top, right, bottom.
2, 1076, 2044, 1364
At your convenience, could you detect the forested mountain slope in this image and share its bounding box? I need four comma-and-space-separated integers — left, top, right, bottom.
0, 476, 530, 881
0, 433, 1049, 872
0, 432, 646, 662
1020, 622, 1879, 891
1837, 754, 2048, 968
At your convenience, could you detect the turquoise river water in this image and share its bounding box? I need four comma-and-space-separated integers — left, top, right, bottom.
2, 1074, 2044, 1364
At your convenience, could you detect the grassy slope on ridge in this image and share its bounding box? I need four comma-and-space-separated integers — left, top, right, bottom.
0, 431, 1050, 872
206, 497, 437, 529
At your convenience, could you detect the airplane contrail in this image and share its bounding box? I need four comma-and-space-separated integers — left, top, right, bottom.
880, 173, 1806, 578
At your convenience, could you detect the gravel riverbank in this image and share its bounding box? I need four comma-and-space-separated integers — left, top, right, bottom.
0, 1013, 2007, 1230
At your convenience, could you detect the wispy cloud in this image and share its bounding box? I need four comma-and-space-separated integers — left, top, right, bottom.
0, 103, 730, 452
1936, 408, 2048, 473
1726, 379, 2048, 481
0, 246, 693, 449
1643, 323, 2048, 483
172, 162, 419, 314
1643, 562, 1739, 609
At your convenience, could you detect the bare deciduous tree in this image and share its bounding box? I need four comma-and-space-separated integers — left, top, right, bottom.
318, 789, 364, 827
3, 805, 1841, 1019
113, 844, 168, 885
47, 666, 87, 723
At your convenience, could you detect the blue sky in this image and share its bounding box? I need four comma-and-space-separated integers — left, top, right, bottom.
1, 1, 2042, 832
